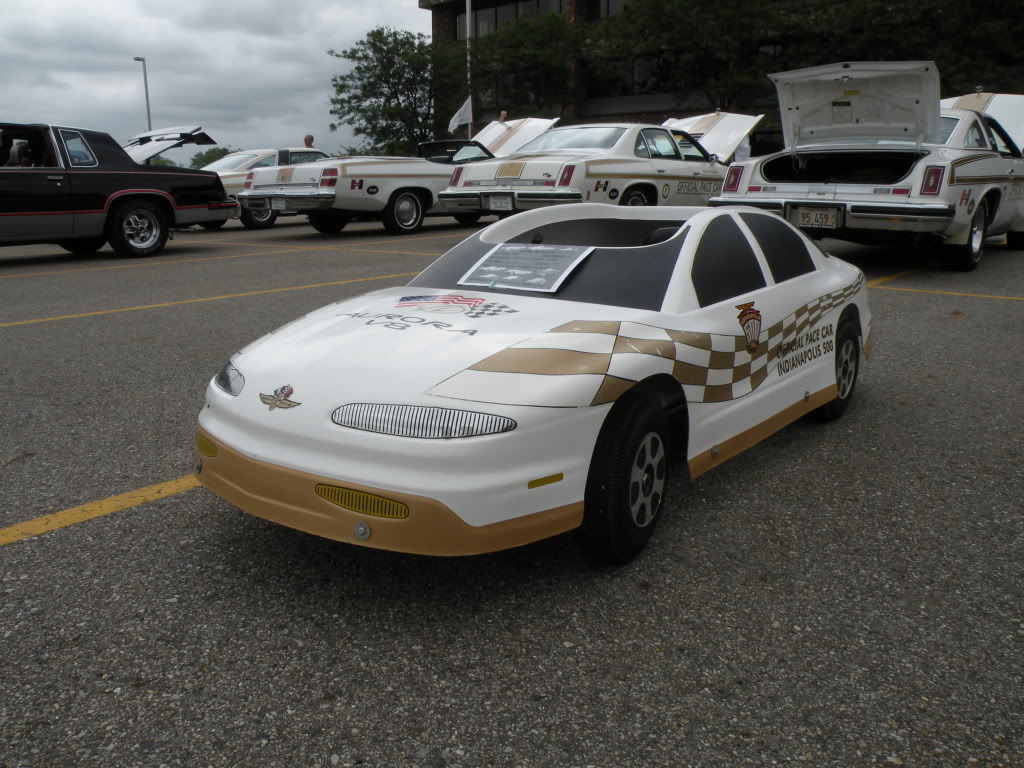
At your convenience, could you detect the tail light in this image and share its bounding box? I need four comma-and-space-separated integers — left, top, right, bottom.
319, 168, 338, 188
723, 166, 743, 193
450, 166, 464, 187
920, 166, 944, 196
243, 172, 254, 191
558, 164, 576, 187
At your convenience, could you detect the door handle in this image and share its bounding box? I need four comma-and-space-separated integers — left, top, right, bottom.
47, 175, 64, 181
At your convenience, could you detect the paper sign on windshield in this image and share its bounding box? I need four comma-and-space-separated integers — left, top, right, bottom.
458, 243, 594, 292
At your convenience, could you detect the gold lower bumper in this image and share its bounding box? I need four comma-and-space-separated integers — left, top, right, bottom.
194, 428, 583, 556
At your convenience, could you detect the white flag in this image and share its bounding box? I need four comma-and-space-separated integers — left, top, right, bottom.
448, 96, 473, 134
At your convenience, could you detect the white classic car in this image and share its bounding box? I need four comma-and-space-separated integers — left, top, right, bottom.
436, 114, 762, 217
234, 118, 558, 235
709, 62, 1024, 270
195, 204, 871, 564
201, 147, 330, 229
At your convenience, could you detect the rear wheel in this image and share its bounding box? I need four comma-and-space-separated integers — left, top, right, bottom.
454, 213, 481, 226
308, 211, 348, 234
620, 187, 651, 207
59, 237, 106, 255
580, 396, 670, 564
944, 200, 987, 271
199, 219, 227, 231
106, 200, 168, 258
239, 207, 277, 230
382, 191, 425, 234
814, 319, 859, 421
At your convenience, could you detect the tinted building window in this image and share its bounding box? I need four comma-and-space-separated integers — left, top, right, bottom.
739, 212, 816, 284
691, 215, 766, 307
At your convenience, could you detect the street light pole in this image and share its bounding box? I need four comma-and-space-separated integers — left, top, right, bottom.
132, 56, 152, 131
465, 0, 472, 138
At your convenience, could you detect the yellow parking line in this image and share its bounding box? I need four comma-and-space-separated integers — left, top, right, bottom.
0, 247, 310, 280
0, 475, 199, 547
872, 285, 1024, 301
187, 230, 472, 249
867, 270, 915, 287
0, 271, 418, 328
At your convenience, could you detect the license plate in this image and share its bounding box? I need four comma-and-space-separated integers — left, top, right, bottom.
795, 206, 839, 228
488, 195, 513, 211
271, 198, 287, 212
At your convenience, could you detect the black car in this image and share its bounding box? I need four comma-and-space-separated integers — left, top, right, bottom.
0, 124, 236, 258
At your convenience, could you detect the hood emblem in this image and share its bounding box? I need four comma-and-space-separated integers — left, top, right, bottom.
260, 384, 301, 411
396, 294, 518, 319
736, 303, 762, 352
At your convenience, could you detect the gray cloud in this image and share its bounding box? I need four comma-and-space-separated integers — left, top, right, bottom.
1, 0, 433, 164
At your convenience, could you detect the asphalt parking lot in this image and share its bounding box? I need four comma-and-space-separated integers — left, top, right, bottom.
1, 216, 1022, 768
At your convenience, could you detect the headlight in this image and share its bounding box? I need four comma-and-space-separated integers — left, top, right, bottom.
214, 360, 245, 396
331, 403, 516, 439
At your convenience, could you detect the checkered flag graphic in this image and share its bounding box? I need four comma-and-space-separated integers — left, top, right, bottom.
465, 302, 519, 319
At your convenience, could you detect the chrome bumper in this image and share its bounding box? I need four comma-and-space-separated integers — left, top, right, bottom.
438, 189, 583, 214
708, 197, 956, 234
238, 189, 336, 213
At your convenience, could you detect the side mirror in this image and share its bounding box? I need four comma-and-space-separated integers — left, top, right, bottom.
709, 153, 726, 166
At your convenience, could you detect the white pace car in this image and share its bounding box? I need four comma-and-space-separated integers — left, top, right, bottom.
195, 204, 871, 563
437, 113, 761, 217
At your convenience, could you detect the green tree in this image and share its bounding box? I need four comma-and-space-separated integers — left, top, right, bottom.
148, 156, 177, 167
328, 27, 464, 155
190, 146, 238, 169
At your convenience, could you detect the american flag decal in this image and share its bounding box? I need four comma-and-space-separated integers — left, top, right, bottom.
396, 294, 485, 309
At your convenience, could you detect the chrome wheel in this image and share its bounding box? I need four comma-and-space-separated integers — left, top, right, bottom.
122, 209, 160, 250
394, 193, 421, 228
629, 432, 666, 528
250, 207, 274, 224
836, 337, 857, 399
968, 211, 984, 263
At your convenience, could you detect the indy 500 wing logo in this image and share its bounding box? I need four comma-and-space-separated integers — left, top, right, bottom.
259, 384, 301, 411
396, 294, 518, 319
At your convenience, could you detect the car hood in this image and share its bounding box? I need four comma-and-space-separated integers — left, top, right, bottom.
123, 125, 217, 163
230, 286, 629, 410
661, 112, 763, 161
770, 61, 941, 148
473, 117, 560, 156
941, 92, 1024, 150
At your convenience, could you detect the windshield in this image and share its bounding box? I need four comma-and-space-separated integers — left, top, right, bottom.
203, 153, 259, 171
939, 116, 959, 145
516, 126, 627, 153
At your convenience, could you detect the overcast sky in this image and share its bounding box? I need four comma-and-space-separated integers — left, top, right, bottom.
1, 0, 433, 165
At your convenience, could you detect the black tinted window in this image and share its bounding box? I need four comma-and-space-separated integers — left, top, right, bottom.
739, 213, 816, 283
691, 215, 766, 307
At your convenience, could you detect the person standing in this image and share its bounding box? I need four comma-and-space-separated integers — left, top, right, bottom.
303, 134, 314, 148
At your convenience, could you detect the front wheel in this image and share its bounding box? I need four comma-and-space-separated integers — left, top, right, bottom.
239, 207, 277, 230
944, 200, 987, 271
106, 200, 168, 258
59, 237, 106, 255
382, 191, 425, 234
454, 213, 481, 226
307, 211, 348, 234
580, 396, 671, 564
814, 319, 859, 421
199, 219, 227, 231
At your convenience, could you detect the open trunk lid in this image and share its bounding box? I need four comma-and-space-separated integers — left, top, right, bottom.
771, 61, 941, 149
123, 125, 217, 163
941, 92, 1024, 150
662, 112, 763, 161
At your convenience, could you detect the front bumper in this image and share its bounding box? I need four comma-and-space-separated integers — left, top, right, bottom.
438, 189, 583, 214
708, 196, 956, 234
194, 428, 583, 556
238, 189, 336, 214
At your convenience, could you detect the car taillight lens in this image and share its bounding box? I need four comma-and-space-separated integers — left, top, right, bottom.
920, 166, 944, 196
319, 168, 338, 187
723, 166, 743, 193
558, 164, 576, 187
243, 172, 254, 191
450, 166, 464, 187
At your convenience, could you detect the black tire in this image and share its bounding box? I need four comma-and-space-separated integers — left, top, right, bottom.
580, 396, 671, 564
944, 200, 987, 271
239, 207, 278, 230
199, 220, 227, 231
454, 213, 481, 226
619, 187, 651, 207
1006, 231, 1024, 250
382, 190, 425, 234
814, 319, 860, 421
59, 237, 106, 255
105, 199, 168, 258
307, 211, 348, 234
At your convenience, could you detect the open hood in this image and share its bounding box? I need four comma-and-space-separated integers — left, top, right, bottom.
473, 117, 559, 157
662, 112, 763, 162
941, 92, 1024, 150
770, 61, 941, 148
122, 125, 217, 163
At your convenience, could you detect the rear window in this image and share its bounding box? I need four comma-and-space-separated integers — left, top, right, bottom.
739, 212, 816, 283
203, 153, 258, 171
691, 215, 766, 307
939, 116, 959, 144
517, 127, 627, 152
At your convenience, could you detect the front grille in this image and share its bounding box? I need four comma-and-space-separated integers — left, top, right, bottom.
331, 403, 516, 439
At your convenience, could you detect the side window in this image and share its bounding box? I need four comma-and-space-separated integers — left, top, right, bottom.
985, 119, 1021, 158
739, 213, 816, 283
633, 132, 650, 158
691, 215, 767, 307
290, 152, 326, 164
251, 155, 275, 168
641, 129, 681, 160
964, 121, 989, 150
59, 131, 97, 167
